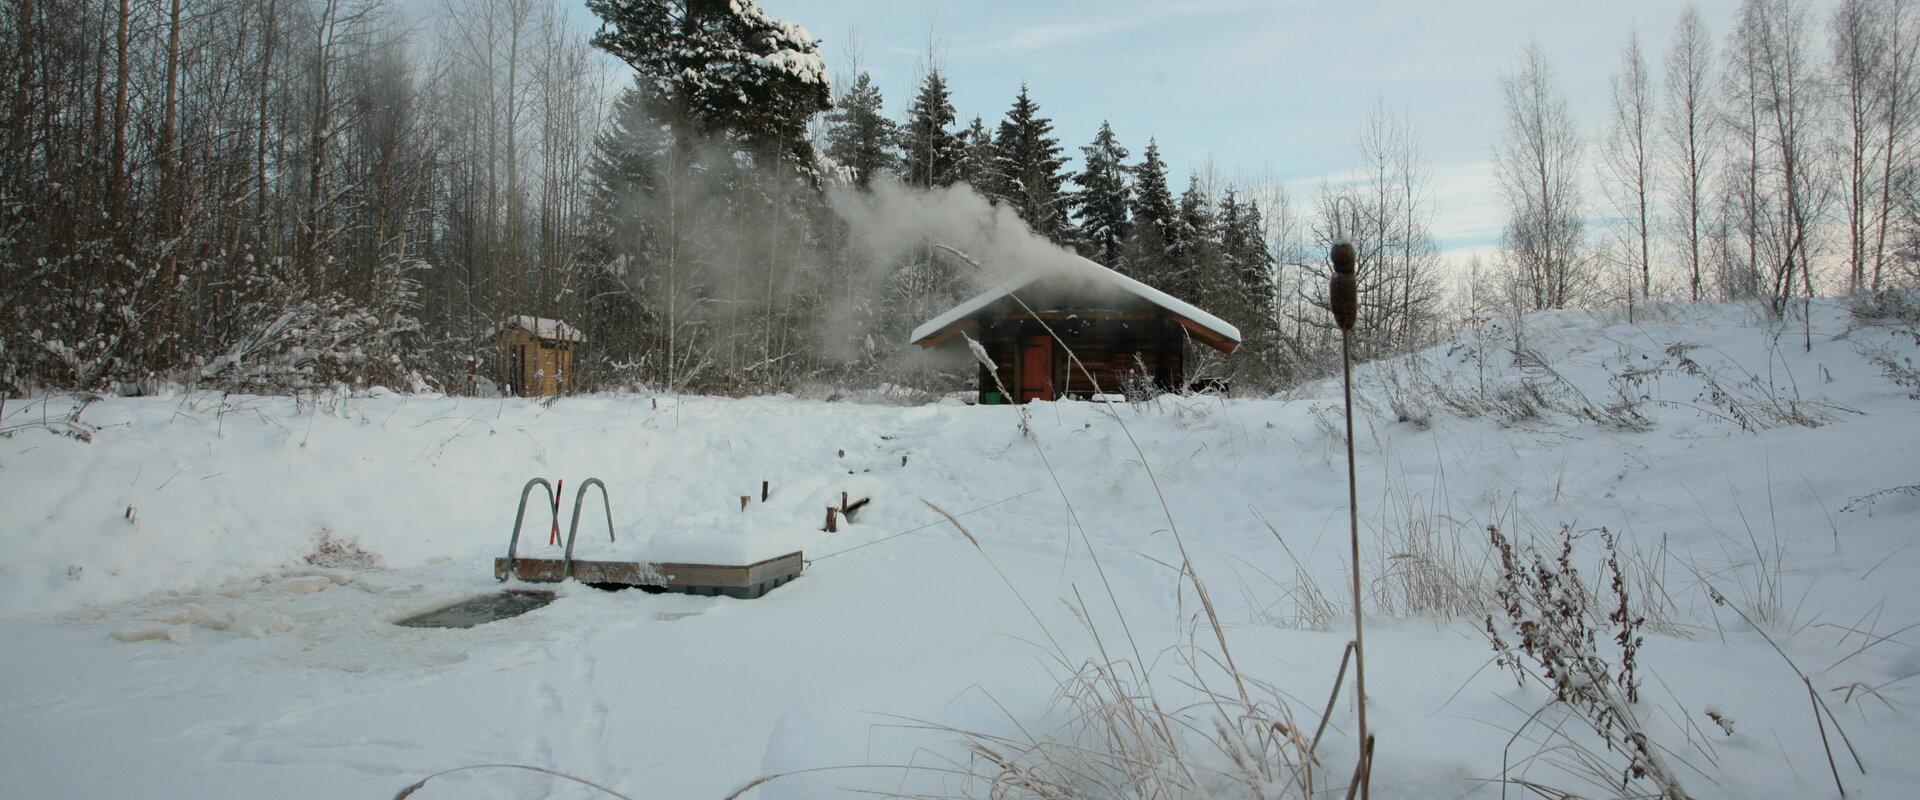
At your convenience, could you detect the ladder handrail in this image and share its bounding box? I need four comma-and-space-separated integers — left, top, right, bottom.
562, 478, 616, 580
500, 478, 558, 582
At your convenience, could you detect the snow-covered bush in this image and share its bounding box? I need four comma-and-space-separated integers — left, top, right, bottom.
1845, 289, 1920, 399
189, 288, 427, 394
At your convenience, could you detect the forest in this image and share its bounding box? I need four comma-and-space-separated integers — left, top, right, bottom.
2, 0, 1917, 397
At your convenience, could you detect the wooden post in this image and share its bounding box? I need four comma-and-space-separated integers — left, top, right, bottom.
824, 507, 838, 533
739, 495, 749, 512
840, 491, 849, 512
761, 481, 769, 502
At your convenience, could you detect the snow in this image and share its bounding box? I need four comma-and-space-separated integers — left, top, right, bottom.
501, 315, 584, 342
4, 298, 1919, 799
614, 474, 884, 565
909, 254, 1243, 346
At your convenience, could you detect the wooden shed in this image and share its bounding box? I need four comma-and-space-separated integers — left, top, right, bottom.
497, 316, 583, 396
909, 257, 1240, 403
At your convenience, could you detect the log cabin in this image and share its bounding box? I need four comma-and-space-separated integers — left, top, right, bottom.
909, 256, 1240, 403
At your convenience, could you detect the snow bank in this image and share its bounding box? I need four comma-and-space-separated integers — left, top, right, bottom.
622, 513, 806, 565
3, 298, 1919, 800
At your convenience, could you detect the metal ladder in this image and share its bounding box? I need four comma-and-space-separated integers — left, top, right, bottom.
499, 477, 616, 582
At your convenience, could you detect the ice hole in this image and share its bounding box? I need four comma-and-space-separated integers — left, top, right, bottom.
394, 590, 555, 629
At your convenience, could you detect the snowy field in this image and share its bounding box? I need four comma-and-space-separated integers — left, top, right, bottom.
3, 299, 1919, 799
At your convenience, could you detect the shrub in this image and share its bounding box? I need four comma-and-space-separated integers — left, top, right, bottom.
1484, 524, 1689, 799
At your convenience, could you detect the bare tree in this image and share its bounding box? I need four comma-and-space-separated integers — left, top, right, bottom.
110, 0, 130, 228
1664, 5, 1717, 302
1494, 40, 1588, 310
1295, 98, 1444, 364
1831, 0, 1889, 291
1872, 0, 1920, 289
1722, 2, 1770, 300
1600, 26, 1656, 317
1733, 0, 1827, 314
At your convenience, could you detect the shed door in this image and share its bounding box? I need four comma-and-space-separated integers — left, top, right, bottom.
1019, 335, 1054, 403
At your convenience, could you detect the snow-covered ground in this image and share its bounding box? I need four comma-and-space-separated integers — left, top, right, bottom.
3, 298, 1918, 798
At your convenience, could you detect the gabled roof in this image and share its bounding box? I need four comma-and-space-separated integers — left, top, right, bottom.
501, 315, 585, 343
909, 255, 1241, 353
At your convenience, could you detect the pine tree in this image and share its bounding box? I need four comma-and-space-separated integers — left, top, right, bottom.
824, 71, 897, 188
986, 83, 1075, 245
587, 0, 832, 178
954, 116, 995, 188
1125, 138, 1179, 285
1071, 121, 1132, 266
898, 69, 958, 188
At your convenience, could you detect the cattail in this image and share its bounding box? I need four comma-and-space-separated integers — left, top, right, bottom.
1329, 241, 1358, 331
1330, 236, 1367, 794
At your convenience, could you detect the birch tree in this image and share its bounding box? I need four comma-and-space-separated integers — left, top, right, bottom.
1494, 40, 1589, 310
1663, 5, 1717, 301
1601, 27, 1656, 315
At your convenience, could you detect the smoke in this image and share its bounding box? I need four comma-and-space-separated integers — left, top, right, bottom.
597, 107, 1094, 388
826, 177, 1085, 289
807, 177, 1100, 375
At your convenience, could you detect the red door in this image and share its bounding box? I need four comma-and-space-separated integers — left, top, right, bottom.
1019, 335, 1054, 403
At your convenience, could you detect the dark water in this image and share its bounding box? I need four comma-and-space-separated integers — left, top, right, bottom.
396, 590, 556, 629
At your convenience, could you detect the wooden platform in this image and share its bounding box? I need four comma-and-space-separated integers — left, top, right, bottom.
494, 552, 803, 599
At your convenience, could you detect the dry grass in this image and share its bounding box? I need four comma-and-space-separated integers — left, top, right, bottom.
1366, 477, 1488, 620
914, 504, 1330, 800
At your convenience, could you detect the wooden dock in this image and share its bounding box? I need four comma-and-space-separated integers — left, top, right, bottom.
494, 552, 803, 599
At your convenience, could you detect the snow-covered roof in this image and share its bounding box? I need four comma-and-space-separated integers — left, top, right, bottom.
909, 256, 1241, 352
501, 315, 585, 343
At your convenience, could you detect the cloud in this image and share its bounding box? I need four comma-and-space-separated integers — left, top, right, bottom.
966, 0, 1257, 54
976, 16, 1148, 53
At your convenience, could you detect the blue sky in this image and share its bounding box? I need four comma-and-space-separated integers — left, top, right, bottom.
579, 1, 1827, 258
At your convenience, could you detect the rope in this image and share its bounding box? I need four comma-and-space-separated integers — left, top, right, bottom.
805, 487, 1045, 564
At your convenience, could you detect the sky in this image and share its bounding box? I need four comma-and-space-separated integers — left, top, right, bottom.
576, 0, 1834, 259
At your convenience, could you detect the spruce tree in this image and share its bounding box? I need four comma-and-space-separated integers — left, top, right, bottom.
954, 116, 995, 189
824, 71, 897, 188
986, 84, 1075, 246
1070, 121, 1132, 266
1215, 189, 1245, 319
898, 69, 958, 188
1223, 195, 1276, 383
1232, 198, 1276, 343
1212, 189, 1274, 335
1173, 175, 1218, 303
1125, 139, 1178, 285
582, 78, 677, 385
